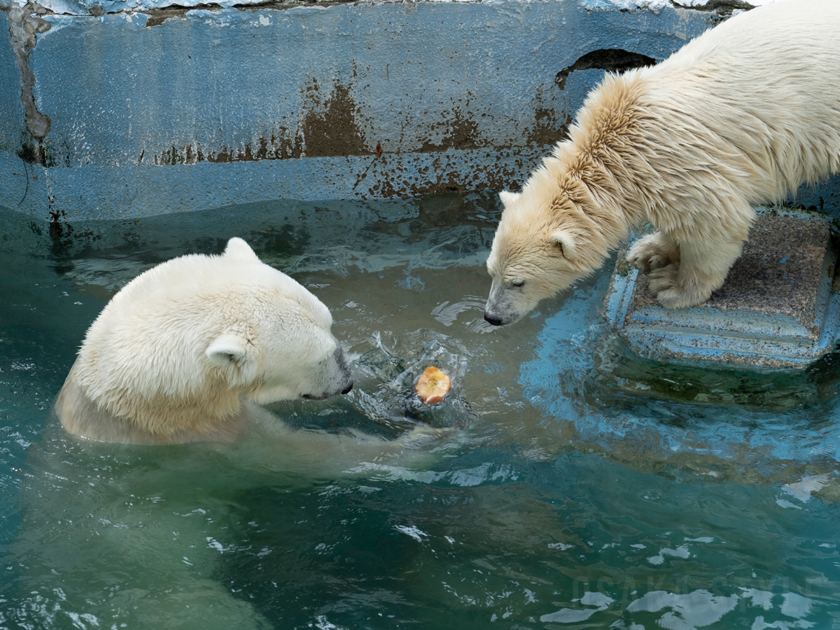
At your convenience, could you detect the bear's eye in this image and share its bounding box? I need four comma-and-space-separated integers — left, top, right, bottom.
511, 278, 525, 288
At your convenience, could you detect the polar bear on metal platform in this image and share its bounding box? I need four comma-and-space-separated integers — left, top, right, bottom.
484, 0, 840, 325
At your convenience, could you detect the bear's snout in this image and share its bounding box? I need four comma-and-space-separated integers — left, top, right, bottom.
310, 346, 353, 399
337, 352, 353, 395
483, 311, 504, 326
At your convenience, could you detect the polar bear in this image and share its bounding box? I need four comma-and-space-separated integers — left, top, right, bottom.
55, 237, 354, 444
17, 238, 447, 629
484, 0, 840, 326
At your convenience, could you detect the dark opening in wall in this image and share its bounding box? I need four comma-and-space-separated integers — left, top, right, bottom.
555, 49, 657, 90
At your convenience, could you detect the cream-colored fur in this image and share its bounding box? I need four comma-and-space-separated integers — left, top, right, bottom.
485, 0, 840, 324
55, 237, 354, 444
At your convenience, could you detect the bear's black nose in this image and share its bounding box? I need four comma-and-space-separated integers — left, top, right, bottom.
484, 312, 504, 326
341, 381, 353, 395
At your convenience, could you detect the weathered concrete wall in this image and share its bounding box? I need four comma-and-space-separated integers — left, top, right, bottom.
2, 0, 836, 222
0, 9, 29, 173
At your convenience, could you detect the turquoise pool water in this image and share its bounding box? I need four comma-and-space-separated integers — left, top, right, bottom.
1, 194, 838, 629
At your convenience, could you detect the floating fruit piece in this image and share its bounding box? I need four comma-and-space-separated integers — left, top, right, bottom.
415, 366, 451, 405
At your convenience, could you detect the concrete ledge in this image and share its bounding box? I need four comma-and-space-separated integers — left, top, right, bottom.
603, 209, 840, 370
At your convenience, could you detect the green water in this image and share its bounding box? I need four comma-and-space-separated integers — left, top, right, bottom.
0, 194, 838, 629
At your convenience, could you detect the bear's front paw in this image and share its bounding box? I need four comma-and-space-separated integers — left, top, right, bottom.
626, 234, 678, 274
647, 264, 710, 309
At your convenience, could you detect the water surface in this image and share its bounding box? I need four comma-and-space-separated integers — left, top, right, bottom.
1, 194, 838, 629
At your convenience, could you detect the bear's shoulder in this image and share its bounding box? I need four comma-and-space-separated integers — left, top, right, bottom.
56, 360, 252, 444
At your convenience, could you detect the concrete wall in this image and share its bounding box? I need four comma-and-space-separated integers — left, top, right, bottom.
1, 0, 836, 223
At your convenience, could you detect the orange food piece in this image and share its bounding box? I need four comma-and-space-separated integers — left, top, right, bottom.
415, 366, 451, 405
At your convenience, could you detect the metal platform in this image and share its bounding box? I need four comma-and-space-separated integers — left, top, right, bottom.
603, 209, 840, 370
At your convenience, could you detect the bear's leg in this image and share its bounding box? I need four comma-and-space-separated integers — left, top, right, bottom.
626, 231, 681, 273
647, 237, 744, 309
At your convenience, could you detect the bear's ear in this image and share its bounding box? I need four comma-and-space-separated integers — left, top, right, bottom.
223, 238, 260, 262
499, 191, 521, 208
550, 230, 577, 260
206, 333, 257, 386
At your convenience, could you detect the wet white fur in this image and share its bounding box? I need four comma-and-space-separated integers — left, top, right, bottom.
55, 237, 353, 443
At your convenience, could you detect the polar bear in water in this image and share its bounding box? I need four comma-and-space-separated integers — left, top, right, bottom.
11, 238, 440, 629
55, 236, 355, 444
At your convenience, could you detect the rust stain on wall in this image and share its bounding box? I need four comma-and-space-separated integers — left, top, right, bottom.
362, 151, 526, 200
528, 87, 571, 148
298, 78, 367, 158
529, 107, 571, 147
419, 108, 482, 153
151, 77, 369, 165
143, 75, 563, 199
151, 133, 301, 165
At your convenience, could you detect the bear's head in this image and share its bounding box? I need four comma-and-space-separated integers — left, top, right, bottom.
484, 158, 625, 326
58, 237, 353, 443
202, 238, 353, 405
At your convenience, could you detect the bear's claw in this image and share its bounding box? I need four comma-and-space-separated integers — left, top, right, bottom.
647, 264, 713, 309
626, 233, 680, 274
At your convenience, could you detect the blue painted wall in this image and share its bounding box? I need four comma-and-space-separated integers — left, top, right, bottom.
0, 0, 724, 221
2, 0, 836, 223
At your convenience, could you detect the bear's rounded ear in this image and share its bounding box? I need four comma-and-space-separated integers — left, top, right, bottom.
550, 230, 577, 260
223, 238, 260, 262
206, 333, 257, 386
499, 191, 521, 208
